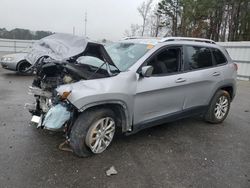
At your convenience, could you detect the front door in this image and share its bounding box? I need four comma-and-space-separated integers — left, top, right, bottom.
133, 46, 186, 126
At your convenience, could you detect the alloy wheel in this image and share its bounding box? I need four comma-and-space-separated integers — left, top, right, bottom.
214, 96, 229, 120
85, 117, 115, 154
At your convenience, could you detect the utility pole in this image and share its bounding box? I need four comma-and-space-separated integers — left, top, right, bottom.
84, 11, 87, 37
73, 26, 75, 35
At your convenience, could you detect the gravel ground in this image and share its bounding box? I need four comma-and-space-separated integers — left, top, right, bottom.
0, 66, 249, 188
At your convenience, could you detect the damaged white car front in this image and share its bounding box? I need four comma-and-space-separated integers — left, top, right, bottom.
25, 33, 119, 137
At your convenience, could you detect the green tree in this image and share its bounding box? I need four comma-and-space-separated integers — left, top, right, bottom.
157, 0, 181, 36
157, 0, 250, 41
137, 0, 153, 36
0, 28, 53, 40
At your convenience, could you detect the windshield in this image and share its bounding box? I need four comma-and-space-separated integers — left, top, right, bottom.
77, 56, 118, 72
105, 42, 150, 71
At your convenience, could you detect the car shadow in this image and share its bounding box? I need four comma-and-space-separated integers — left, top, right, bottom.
1, 72, 34, 78
115, 116, 205, 142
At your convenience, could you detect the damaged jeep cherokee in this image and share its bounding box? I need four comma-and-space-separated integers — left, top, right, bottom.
25, 34, 237, 157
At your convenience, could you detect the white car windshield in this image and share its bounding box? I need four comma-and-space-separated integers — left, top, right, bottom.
77, 56, 118, 72
77, 42, 151, 72
105, 42, 150, 71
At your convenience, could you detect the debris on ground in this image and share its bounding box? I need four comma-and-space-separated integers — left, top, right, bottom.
58, 141, 73, 152
106, 166, 118, 176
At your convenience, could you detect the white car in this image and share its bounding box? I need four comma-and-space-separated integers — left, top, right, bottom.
26, 34, 237, 157
0, 51, 32, 74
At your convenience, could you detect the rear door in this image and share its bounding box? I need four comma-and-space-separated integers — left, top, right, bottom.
182, 45, 224, 110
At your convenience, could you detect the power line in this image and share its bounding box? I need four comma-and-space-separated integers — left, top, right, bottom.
84, 11, 87, 37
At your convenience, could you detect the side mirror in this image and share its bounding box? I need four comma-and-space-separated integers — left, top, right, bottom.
140, 66, 153, 77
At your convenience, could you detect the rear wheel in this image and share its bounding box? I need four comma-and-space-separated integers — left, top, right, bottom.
70, 108, 116, 157
204, 90, 231, 123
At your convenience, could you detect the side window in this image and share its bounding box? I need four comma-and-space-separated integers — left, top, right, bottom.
211, 48, 227, 65
147, 48, 181, 75
186, 46, 213, 70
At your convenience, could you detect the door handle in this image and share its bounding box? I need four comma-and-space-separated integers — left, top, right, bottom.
212, 72, 221, 76
175, 78, 186, 83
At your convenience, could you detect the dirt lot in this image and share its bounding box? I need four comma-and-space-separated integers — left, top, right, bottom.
0, 66, 249, 188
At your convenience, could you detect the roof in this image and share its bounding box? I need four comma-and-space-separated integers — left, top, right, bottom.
161, 37, 215, 44
122, 36, 216, 46
122, 37, 161, 45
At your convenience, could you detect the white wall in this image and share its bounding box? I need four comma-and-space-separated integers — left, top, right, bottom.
218, 42, 250, 81
0, 38, 35, 53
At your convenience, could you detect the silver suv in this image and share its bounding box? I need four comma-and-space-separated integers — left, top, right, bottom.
27, 34, 237, 157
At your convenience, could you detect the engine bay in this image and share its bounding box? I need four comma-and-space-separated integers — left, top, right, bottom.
32, 60, 111, 91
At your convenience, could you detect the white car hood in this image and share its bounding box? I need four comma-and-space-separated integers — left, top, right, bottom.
25, 33, 88, 65
25, 33, 119, 70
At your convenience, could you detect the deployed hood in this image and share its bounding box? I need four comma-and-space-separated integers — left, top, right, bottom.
25, 33, 119, 70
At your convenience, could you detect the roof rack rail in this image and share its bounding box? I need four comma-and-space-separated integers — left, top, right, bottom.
160, 37, 215, 44
123, 36, 161, 40
123, 36, 139, 40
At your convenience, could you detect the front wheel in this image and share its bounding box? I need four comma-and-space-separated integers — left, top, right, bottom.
204, 90, 231, 124
70, 108, 116, 157
17, 61, 33, 75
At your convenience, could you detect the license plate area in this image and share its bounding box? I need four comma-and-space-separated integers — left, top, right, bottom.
31, 115, 43, 128
31, 115, 41, 123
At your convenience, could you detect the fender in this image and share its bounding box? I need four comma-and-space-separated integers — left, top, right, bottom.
208, 84, 235, 106
79, 100, 132, 132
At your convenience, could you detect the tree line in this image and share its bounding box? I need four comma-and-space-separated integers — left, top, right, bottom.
126, 0, 250, 41
0, 28, 53, 40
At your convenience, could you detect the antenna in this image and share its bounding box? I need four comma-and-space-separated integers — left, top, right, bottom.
84, 11, 87, 37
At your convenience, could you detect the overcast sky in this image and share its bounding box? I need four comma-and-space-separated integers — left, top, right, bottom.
0, 0, 154, 41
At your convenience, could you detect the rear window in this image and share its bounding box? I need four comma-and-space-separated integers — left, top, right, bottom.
211, 48, 227, 65
186, 46, 213, 70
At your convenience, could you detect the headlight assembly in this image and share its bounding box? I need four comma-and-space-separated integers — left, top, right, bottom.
60, 91, 72, 100
2, 57, 14, 62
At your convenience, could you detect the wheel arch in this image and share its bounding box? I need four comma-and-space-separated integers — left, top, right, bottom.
219, 85, 234, 101
16, 59, 31, 72
79, 100, 131, 133
209, 84, 235, 105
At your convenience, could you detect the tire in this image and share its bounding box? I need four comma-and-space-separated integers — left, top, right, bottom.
204, 90, 231, 124
17, 61, 32, 75
70, 108, 116, 157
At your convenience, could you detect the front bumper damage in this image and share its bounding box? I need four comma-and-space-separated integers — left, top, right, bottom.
26, 86, 72, 131
42, 103, 70, 130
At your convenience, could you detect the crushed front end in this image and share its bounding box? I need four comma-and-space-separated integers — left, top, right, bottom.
26, 59, 81, 139
25, 33, 119, 139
